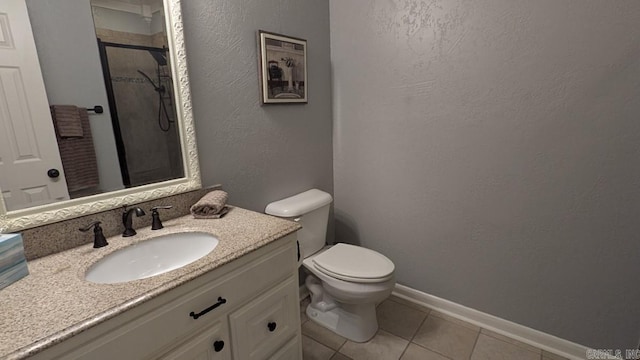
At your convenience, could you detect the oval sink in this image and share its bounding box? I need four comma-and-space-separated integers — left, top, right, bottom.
85, 232, 219, 284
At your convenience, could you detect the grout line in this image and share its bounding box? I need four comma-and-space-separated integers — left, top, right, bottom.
480, 328, 543, 355
409, 313, 455, 360
388, 295, 431, 315
410, 341, 455, 360
336, 335, 347, 354
469, 330, 481, 359
409, 312, 429, 342
397, 341, 410, 360
339, 352, 354, 360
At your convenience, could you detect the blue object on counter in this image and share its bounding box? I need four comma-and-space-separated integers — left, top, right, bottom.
0, 233, 29, 290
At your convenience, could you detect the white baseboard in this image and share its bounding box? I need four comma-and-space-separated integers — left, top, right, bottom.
392, 284, 617, 360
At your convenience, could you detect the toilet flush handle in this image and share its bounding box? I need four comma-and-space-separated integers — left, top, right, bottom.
292, 217, 301, 260
292, 217, 302, 261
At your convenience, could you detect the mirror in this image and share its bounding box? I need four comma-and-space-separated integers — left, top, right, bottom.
0, 0, 200, 232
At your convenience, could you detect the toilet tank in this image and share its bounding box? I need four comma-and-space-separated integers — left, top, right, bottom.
265, 189, 333, 258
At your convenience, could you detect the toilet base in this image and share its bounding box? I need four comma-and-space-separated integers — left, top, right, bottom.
306, 301, 378, 343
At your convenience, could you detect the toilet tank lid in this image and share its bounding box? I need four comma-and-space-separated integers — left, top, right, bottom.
265, 189, 333, 217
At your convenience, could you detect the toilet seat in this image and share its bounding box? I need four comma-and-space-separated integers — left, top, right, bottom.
312, 243, 395, 283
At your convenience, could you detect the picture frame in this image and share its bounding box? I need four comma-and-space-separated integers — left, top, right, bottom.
258, 30, 308, 104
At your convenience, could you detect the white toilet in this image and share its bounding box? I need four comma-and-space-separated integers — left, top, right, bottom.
265, 189, 395, 342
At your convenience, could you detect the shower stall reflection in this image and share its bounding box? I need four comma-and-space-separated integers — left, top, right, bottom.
98, 40, 183, 188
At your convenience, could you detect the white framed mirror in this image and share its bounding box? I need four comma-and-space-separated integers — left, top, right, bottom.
0, 0, 200, 232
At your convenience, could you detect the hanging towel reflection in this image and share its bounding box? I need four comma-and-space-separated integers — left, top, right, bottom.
50, 106, 100, 196
50, 105, 83, 138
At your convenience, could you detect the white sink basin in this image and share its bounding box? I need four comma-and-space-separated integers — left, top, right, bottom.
85, 232, 219, 284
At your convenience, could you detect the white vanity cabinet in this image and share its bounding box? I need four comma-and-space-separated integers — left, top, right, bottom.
31, 234, 301, 360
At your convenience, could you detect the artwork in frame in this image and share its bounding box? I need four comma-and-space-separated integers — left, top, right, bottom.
258, 30, 308, 104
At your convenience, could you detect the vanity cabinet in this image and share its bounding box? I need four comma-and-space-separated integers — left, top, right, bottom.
31, 234, 301, 360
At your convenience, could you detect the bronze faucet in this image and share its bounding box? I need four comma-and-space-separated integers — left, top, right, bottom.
122, 205, 145, 237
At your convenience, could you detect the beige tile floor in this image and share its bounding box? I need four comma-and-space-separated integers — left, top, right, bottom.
300, 295, 570, 360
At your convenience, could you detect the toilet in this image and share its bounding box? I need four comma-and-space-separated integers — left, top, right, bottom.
265, 189, 395, 342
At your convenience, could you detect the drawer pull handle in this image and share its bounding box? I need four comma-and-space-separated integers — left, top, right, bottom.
189, 297, 227, 320
213, 340, 224, 352
268, 321, 277, 332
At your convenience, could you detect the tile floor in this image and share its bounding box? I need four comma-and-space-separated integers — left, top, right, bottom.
300, 295, 570, 360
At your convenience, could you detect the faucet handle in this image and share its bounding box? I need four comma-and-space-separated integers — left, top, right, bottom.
150, 206, 172, 230
79, 221, 100, 232
79, 221, 108, 248
151, 206, 172, 211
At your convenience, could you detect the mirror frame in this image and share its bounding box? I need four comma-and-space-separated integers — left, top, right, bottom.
0, 0, 200, 232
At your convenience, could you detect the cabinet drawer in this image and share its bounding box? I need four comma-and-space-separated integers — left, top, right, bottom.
230, 276, 299, 360
269, 336, 302, 360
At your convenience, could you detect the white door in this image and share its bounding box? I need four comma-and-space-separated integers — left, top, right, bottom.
0, 0, 69, 211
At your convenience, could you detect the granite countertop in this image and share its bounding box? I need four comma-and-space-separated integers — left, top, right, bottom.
0, 207, 301, 360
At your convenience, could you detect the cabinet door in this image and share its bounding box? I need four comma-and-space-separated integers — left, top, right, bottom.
230, 276, 299, 360
157, 320, 230, 360
269, 336, 302, 360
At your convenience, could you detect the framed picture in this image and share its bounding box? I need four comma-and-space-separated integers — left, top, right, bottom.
258, 30, 307, 104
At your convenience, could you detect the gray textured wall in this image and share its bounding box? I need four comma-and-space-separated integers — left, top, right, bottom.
331, 0, 640, 349
181, 0, 333, 240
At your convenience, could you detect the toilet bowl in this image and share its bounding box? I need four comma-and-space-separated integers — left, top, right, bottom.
265, 189, 396, 343
302, 244, 395, 342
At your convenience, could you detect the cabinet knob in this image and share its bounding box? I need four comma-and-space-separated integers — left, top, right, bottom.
267, 322, 277, 332
213, 340, 224, 352
47, 169, 60, 178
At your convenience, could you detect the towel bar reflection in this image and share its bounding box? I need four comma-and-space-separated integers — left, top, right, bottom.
87, 106, 104, 114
